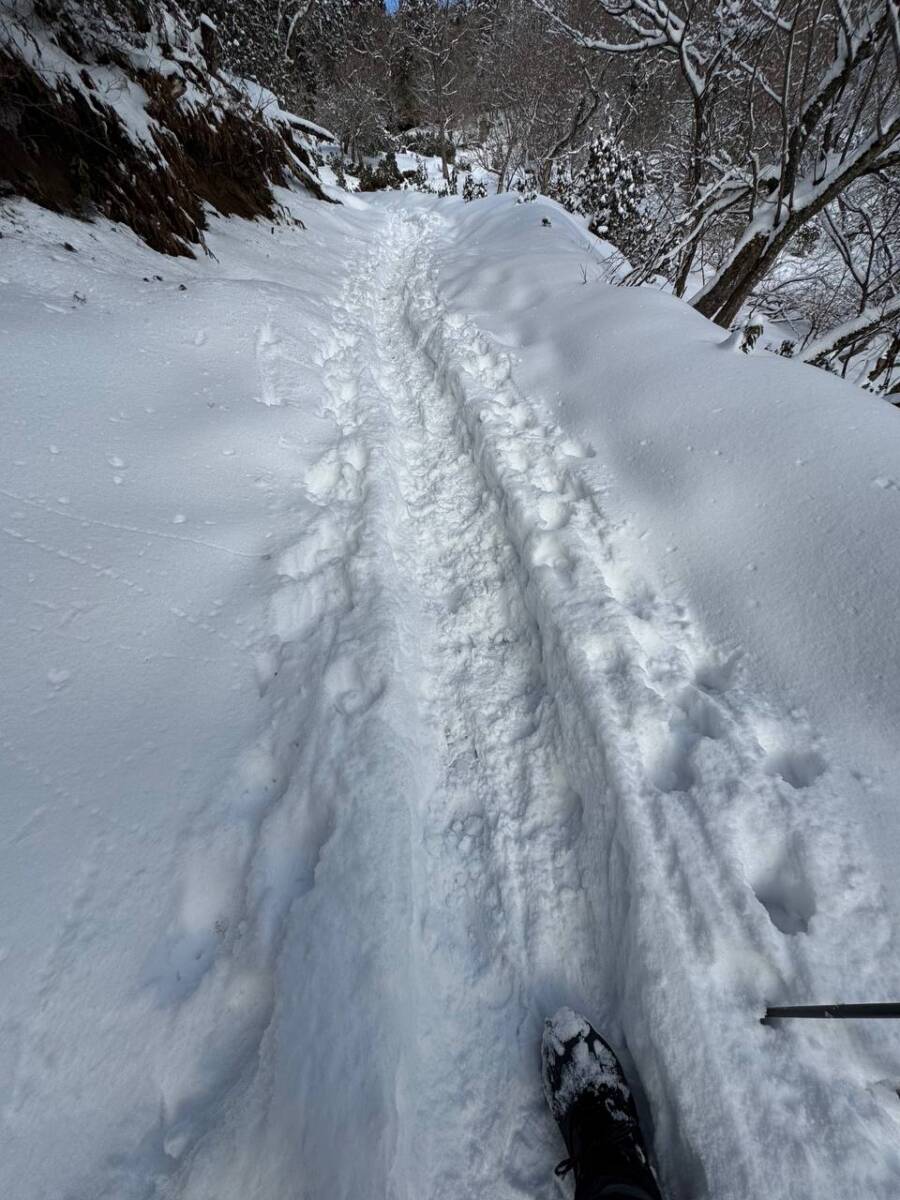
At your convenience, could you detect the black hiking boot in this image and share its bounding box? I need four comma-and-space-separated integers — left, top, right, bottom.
542, 1008, 664, 1200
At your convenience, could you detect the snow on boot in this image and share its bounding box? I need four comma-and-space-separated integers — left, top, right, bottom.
542, 1008, 663, 1200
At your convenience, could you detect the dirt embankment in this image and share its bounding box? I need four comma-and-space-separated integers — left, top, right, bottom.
0, 0, 331, 256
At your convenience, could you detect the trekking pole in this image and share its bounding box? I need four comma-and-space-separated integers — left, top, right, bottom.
762, 1003, 900, 1024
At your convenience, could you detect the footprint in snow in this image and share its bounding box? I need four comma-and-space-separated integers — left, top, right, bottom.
650, 733, 698, 794
159, 966, 275, 1160
528, 531, 574, 573
323, 655, 385, 717
536, 493, 571, 532
752, 849, 817, 935
277, 513, 350, 578
693, 650, 741, 694
649, 687, 726, 794
763, 746, 827, 790
303, 442, 368, 504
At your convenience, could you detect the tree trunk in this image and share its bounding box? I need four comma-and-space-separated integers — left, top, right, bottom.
673, 240, 697, 299
673, 97, 706, 299
869, 331, 900, 391
693, 114, 900, 327
439, 124, 450, 181
692, 232, 769, 325
495, 141, 515, 194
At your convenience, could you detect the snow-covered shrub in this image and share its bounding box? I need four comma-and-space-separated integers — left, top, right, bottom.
404, 129, 455, 162
463, 174, 487, 203
513, 174, 537, 204
559, 133, 650, 259
358, 150, 403, 192
404, 157, 429, 192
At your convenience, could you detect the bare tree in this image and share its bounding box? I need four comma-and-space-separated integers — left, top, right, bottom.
534, 0, 900, 330
399, 0, 466, 180
533, 0, 742, 294
462, 1, 602, 194
314, 1, 391, 162
692, 0, 900, 327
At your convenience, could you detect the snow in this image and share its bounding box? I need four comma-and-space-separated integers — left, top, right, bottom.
6, 18, 160, 150
2, 186, 900, 1200
230, 74, 335, 142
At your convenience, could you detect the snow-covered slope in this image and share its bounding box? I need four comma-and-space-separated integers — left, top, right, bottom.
1, 189, 899, 1200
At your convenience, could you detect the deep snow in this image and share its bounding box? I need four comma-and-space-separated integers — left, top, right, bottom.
1, 188, 900, 1200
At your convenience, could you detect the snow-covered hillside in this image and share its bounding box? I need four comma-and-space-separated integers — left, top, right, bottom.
2, 187, 899, 1200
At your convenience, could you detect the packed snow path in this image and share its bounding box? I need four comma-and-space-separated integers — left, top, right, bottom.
3, 194, 900, 1200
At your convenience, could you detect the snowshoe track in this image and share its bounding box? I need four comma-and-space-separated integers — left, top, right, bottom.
382, 209, 897, 1200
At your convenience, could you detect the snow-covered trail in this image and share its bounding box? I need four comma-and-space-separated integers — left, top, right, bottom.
181, 204, 900, 1200
371, 214, 599, 1198
4, 193, 900, 1200
180, 205, 600, 1200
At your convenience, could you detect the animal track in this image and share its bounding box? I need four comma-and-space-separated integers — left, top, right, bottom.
693, 650, 741, 693
676, 686, 727, 741
763, 746, 827, 790
649, 688, 727, 794
753, 858, 816, 934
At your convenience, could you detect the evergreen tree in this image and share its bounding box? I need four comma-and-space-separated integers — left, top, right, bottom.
413, 156, 429, 191
462, 173, 486, 202
359, 150, 404, 191
560, 133, 650, 259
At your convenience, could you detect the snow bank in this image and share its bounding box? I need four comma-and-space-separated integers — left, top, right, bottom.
0, 192, 374, 1197
433, 194, 900, 901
